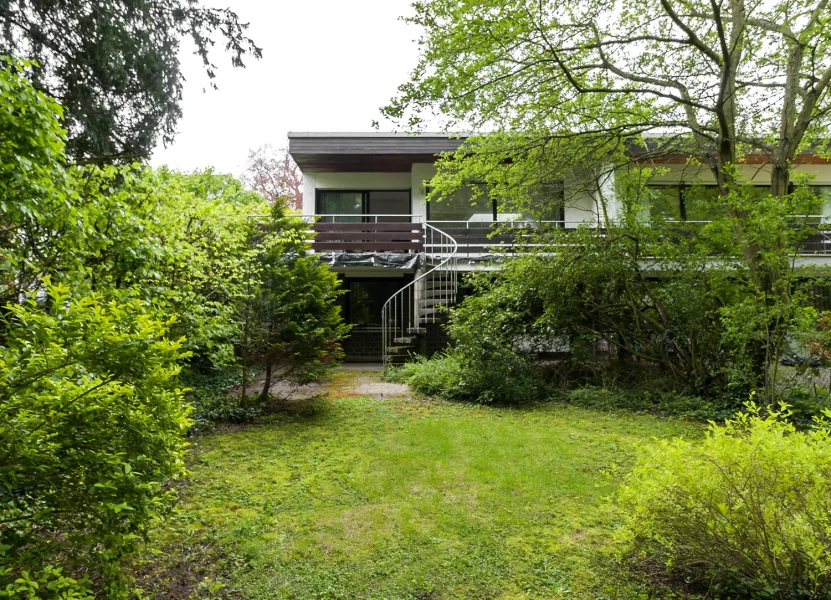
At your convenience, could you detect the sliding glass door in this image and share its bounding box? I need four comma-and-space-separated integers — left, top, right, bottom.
316, 190, 411, 222
316, 191, 364, 222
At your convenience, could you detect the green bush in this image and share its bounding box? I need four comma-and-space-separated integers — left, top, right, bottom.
183, 368, 264, 433
0, 283, 191, 598
617, 403, 831, 599
392, 350, 546, 404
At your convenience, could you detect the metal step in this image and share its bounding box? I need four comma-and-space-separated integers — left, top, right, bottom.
424, 289, 455, 299
386, 345, 414, 355
407, 327, 427, 334
418, 308, 445, 317
393, 336, 417, 344
424, 279, 456, 290
420, 299, 446, 308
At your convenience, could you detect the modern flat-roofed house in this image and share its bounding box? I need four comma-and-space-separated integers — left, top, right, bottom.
288, 132, 831, 363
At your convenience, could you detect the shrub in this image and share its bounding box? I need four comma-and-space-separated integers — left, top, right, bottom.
183, 368, 264, 433
0, 282, 190, 598
561, 386, 736, 421
393, 349, 546, 404
616, 403, 831, 599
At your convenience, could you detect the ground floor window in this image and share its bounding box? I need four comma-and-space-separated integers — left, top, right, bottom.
344, 278, 409, 327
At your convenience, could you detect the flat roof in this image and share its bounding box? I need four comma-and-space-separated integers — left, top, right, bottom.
288, 131, 469, 138
288, 132, 468, 172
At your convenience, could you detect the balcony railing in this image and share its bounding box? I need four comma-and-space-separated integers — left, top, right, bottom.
304, 215, 423, 253
426, 220, 592, 258
302, 215, 831, 257
661, 219, 831, 255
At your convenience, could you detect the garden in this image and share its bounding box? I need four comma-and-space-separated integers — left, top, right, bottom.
3, 0, 831, 598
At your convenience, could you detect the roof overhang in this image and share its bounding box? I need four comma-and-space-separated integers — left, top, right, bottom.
288, 132, 467, 172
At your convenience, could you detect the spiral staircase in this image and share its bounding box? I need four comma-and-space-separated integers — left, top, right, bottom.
381, 223, 458, 366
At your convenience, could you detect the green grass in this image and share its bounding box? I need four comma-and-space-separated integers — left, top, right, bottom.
139, 397, 700, 599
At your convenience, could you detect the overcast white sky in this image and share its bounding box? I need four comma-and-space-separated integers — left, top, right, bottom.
150, 0, 420, 177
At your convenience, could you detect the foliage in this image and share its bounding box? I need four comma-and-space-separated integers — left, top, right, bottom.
617, 403, 831, 599
183, 369, 263, 434
385, 0, 831, 204
389, 349, 546, 404
242, 145, 303, 210
132, 379, 698, 599
0, 61, 348, 595
0, 2, 261, 160
414, 176, 831, 403
560, 387, 738, 422
0, 281, 190, 598
242, 203, 349, 401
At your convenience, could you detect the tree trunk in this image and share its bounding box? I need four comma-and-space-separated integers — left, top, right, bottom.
770, 163, 790, 199
258, 360, 273, 403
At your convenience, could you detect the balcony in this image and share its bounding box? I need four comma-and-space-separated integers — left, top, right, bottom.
303, 215, 831, 258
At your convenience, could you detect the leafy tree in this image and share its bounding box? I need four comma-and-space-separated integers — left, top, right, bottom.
0, 281, 190, 598
0, 61, 348, 594
243, 203, 349, 402
382, 0, 831, 399
243, 145, 304, 210
0, 57, 75, 309
0, 1, 261, 160
384, 0, 831, 289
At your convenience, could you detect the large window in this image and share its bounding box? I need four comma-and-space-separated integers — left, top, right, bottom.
811, 186, 831, 220
427, 182, 565, 225
316, 190, 410, 222
528, 181, 566, 223
646, 184, 738, 221
646, 184, 831, 222
347, 279, 405, 327
427, 186, 494, 224
317, 191, 363, 221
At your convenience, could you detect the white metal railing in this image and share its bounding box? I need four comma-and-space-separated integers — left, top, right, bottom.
425, 220, 595, 229
381, 223, 458, 365
301, 214, 423, 224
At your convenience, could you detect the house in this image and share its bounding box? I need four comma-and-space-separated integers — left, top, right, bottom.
288, 132, 831, 363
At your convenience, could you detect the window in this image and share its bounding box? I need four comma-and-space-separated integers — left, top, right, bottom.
427, 185, 494, 225
528, 181, 566, 224
646, 186, 683, 220
645, 184, 738, 221
810, 186, 831, 221
646, 184, 831, 223
427, 181, 565, 225
317, 191, 363, 221
347, 279, 405, 327
316, 190, 410, 222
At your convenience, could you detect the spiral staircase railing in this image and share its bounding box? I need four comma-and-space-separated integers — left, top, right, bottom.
381, 223, 458, 366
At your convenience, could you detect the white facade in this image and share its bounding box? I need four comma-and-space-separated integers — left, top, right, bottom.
302, 163, 607, 225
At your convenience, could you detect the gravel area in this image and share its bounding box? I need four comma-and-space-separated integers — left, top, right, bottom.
253, 363, 411, 400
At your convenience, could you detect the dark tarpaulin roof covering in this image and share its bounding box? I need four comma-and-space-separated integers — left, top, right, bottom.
319, 252, 423, 270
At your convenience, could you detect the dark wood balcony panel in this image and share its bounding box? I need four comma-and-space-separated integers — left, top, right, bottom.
312, 241, 423, 252
309, 221, 424, 252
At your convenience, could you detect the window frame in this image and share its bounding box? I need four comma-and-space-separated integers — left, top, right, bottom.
315, 189, 412, 219
342, 275, 413, 328
425, 181, 565, 224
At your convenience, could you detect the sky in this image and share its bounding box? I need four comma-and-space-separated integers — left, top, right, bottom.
150, 0, 421, 177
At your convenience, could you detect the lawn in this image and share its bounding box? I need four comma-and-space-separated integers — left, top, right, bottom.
135, 383, 700, 599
